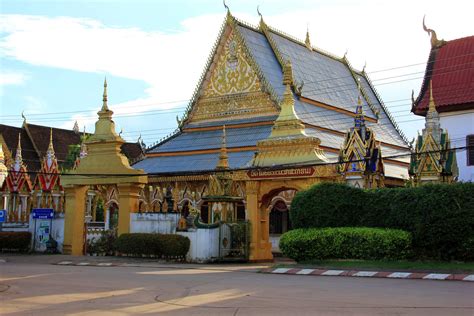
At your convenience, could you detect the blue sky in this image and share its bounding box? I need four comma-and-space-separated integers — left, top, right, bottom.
1, 0, 473, 147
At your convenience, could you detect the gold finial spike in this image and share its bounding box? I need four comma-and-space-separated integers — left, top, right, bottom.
102, 77, 108, 111
305, 24, 312, 50
216, 125, 229, 170
47, 128, 55, 155
21, 111, 26, 124
428, 80, 437, 113
283, 60, 294, 86
15, 132, 23, 167
223, 0, 229, 12
357, 78, 362, 106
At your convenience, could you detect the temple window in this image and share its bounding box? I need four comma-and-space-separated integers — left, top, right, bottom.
467, 135, 474, 166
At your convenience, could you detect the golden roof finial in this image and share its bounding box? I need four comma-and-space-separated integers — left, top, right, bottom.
102, 77, 108, 111
354, 79, 365, 128
216, 125, 229, 170
283, 60, 294, 86
21, 111, 26, 124
47, 128, 55, 156
14, 133, 23, 169
305, 24, 312, 50
258, 5, 267, 30
428, 80, 437, 113
223, 0, 229, 12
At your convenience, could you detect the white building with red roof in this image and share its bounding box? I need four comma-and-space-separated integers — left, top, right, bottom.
412, 20, 474, 182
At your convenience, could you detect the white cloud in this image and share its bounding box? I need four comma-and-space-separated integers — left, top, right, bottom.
0, 0, 472, 140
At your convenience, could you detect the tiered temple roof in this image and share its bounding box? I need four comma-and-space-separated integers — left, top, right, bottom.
135, 12, 410, 180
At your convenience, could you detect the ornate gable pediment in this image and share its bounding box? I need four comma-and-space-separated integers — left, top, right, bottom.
189, 20, 278, 123
202, 30, 261, 97
417, 133, 442, 175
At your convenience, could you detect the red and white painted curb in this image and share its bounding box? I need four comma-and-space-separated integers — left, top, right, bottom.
261, 268, 474, 282
57, 261, 117, 267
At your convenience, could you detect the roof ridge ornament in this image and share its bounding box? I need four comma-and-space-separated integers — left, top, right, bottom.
47, 128, 55, 158
102, 77, 109, 111
305, 24, 312, 51
21, 111, 26, 124
223, 0, 229, 12
282, 59, 294, 86
257, 5, 268, 30
422, 15, 446, 48
14, 133, 23, 171
216, 125, 229, 170
428, 80, 437, 114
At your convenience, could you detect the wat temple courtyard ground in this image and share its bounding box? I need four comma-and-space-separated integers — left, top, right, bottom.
1, 255, 473, 315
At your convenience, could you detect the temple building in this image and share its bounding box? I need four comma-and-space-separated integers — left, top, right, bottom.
132, 11, 411, 260
411, 18, 473, 182
0, 11, 414, 261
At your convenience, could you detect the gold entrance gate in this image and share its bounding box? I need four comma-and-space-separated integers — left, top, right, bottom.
62, 81, 147, 255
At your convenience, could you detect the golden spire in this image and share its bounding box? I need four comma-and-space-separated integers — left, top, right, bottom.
258, 5, 267, 30
102, 77, 108, 111
283, 60, 294, 86
216, 125, 229, 170
428, 80, 437, 113
354, 80, 365, 128
305, 25, 312, 50
47, 128, 55, 157
13, 133, 23, 170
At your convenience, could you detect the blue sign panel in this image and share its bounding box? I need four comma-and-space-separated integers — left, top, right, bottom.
32, 208, 54, 219
0, 210, 6, 223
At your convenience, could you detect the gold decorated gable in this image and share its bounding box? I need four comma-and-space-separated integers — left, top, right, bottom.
190, 27, 277, 122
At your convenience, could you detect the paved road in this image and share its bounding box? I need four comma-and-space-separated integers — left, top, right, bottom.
0, 256, 473, 315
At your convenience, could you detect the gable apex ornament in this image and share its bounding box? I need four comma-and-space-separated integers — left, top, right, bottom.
422, 15, 447, 48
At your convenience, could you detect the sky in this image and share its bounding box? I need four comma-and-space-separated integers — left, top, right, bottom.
1, 0, 473, 148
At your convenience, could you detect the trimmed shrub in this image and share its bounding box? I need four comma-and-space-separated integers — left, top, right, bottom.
290, 183, 366, 229
290, 182, 474, 261
0, 232, 32, 252
280, 227, 412, 262
114, 233, 190, 260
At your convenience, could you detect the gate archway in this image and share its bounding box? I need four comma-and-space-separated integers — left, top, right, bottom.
62, 81, 147, 255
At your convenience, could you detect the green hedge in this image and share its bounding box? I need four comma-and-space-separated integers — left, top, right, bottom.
114, 233, 190, 260
0, 232, 32, 252
280, 227, 412, 261
290, 182, 474, 260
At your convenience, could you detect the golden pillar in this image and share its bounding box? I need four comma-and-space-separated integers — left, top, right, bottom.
117, 183, 143, 236
63, 185, 88, 255
246, 181, 272, 261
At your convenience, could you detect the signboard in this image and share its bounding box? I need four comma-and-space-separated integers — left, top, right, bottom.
32, 208, 54, 220
247, 167, 314, 179
0, 210, 6, 223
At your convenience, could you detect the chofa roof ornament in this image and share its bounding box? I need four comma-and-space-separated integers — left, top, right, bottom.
422, 15, 447, 48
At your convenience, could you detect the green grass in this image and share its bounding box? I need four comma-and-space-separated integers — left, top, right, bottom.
275, 260, 474, 273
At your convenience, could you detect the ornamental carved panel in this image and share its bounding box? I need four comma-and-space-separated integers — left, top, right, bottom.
203, 31, 260, 97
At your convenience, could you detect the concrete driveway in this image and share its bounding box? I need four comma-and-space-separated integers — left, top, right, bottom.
0, 255, 473, 315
